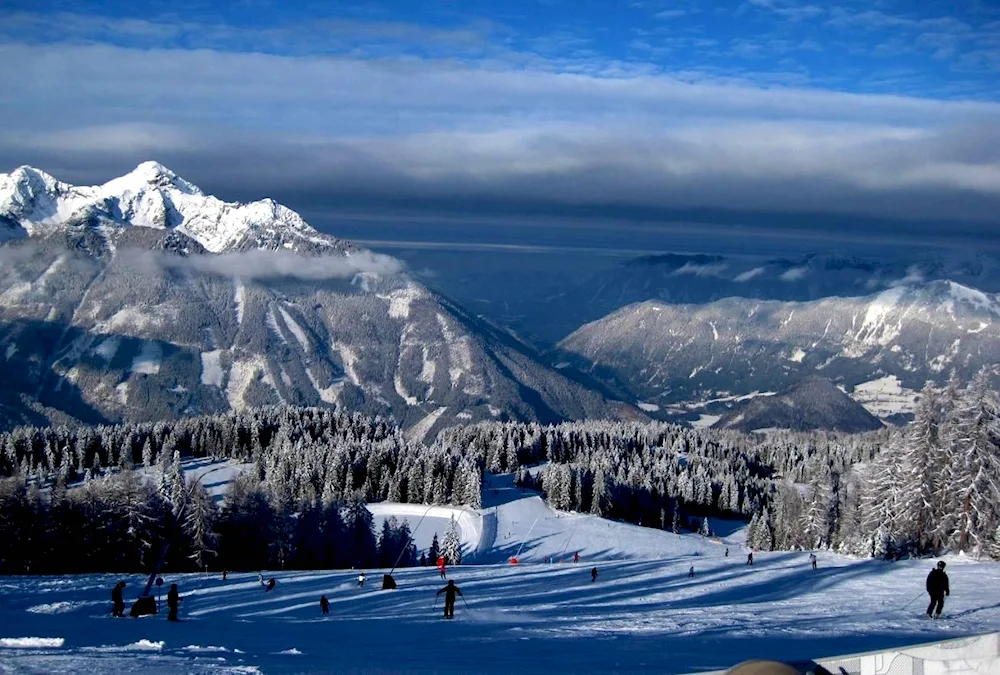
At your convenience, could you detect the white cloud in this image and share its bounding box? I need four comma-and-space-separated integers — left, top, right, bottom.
123, 249, 403, 281
780, 267, 809, 281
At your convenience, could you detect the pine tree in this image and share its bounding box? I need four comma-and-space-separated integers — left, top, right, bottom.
183, 476, 218, 571
428, 532, 441, 563
801, 474, 829, 549
947, 370, 1000, 554
441, 516, 462, 565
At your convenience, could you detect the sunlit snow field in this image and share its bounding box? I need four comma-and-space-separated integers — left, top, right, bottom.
2, 472, 999, 674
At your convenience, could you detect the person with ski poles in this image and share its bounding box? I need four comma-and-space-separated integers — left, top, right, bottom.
926, 561, 950, 618
436, 579, 463, 619
358, 571, 366, 588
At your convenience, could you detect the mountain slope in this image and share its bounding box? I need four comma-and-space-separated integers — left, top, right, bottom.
712, 377, 883, 433
0, 163, 637, 434
558, 281, 1000, 423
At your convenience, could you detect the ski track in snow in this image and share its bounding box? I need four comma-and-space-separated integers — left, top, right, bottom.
2, 474, 999, 674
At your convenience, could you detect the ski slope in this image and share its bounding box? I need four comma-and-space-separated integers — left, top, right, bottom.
3, 474, 1000, 674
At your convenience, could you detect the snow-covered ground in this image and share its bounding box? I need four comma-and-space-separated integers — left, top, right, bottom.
3, 474, 1000, 674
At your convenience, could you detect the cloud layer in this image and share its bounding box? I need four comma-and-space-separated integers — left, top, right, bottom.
0, 8, 998, 250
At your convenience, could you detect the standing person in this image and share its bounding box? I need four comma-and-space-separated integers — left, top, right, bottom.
320, 595, 329, 615
436, 580, 463, 619
222, 570, 227, 581
809, 553, 817, 570
689, 565, 695, 578
111, 581, 126, 618
725, 548, 729, 557
358, 572, 366, 588
926, 561, 950, 618
437, 556, 447, 579
258, 573, 265, 587
573, 552, 580, 563
167, 583, 181, 622
746, 552, 754, 566
591, 567, 598, 583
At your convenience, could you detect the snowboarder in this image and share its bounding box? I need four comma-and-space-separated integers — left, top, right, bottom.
167, 583, 181, 622
437, 556, 447, 579
809, 553, 817, 570
573, 551, 580, 563
926, 561, 950, 618
111, 581, 126, 617
358, 572, 366, 587
265, 578, 276, 592
746, 552, 754, 566
436, 580, 463, 619
689, 565, 695, 578
320, 595, 329, 615
591, 567, 598, 583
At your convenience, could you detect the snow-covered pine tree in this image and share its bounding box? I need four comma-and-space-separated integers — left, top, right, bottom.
947, 369, 1000, 554
441, 516, 462, 565
896, 384, 941, 552
183, 476, 218, 571
699, 517, 711, 537
801, 474, 829, 549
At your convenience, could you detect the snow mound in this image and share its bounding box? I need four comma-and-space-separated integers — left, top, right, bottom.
25, 602, 77, 615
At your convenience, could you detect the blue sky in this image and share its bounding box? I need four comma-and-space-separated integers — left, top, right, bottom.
1, 0, 999, 250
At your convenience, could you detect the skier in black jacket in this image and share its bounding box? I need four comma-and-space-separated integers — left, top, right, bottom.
926, 561, 950, 618
436, 580, 463, 619
111, 581, 126, 617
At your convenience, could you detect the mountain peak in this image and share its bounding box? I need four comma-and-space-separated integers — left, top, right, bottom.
103, 160, 202, 196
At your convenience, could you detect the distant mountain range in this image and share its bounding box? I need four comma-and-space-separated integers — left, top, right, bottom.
0, 163, 639, 436
557, 279, 1000, 423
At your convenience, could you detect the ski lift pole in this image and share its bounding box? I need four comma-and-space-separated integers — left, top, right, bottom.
389, 504, 436, 576
512, 517, 539, 561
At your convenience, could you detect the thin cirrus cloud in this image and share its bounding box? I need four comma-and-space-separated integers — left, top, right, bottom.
0, 7, 998, 251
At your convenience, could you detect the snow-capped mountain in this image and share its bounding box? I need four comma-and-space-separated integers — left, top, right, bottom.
0, 161, 349, 254
558, 280, 1000, 422
0, 163, 637, 435
419, 250, 1000, 346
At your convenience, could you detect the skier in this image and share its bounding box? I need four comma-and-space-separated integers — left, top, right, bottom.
222, 570, 227, 581
809, 553, 817, 570
437, 556, 447, 579
111, 581, 126, 618
167, 583, 181, 622
573, 551, 580, 563
436, 580, 463, 619
689, 565, 695, 578
258, 573, 265, 587
591, 567, 598, 583
358, 571, 366, 588
320, 595, 329, 615
926, 561, 950, 618
746, 552, 754, 566
725, 548, 729, 557
265, 578, 276, 592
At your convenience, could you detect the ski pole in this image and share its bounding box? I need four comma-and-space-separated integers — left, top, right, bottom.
461, 595, 471, 612
900, 591, 924, 610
